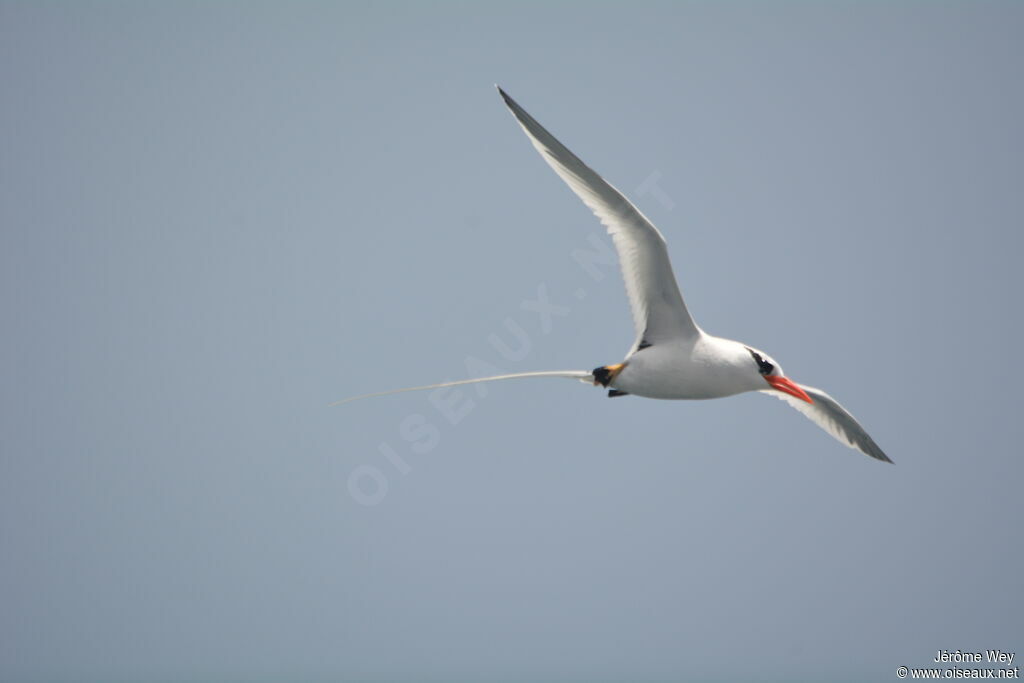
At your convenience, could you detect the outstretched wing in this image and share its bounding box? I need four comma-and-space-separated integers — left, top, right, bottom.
498, 87, 700, 351
762, 385, 891, 462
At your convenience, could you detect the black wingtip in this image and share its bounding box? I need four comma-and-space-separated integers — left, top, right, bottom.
868, 447, 894, 464
495, 85, 514, 106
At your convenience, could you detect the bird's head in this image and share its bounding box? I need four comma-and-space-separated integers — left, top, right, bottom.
743, 346, 813, 403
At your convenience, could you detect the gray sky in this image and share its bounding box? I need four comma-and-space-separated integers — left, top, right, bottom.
2, 2, 1022, 681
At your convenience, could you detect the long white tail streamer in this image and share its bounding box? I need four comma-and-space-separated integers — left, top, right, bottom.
330, 370, 595, 406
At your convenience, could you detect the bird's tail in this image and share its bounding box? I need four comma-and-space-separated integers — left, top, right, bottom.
329, 370, 595, 406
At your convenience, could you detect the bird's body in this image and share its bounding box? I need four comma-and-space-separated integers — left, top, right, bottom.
335, 87, 892, 463
614, 337, 761, 400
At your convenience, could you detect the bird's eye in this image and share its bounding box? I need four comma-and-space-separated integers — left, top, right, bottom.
746, 348, 774, 376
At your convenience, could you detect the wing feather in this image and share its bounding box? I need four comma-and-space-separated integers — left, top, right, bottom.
497, 87, 700, 349
762, 385, 892, 462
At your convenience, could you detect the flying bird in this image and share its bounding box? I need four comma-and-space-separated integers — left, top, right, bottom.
335, 87, 891, 463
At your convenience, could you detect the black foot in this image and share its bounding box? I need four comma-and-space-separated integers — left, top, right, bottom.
608, 390, 630, 398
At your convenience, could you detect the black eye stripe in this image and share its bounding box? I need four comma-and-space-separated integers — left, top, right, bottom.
746, 347, 774, 376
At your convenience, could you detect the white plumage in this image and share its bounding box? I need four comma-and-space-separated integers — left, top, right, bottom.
335, 87, 891, 464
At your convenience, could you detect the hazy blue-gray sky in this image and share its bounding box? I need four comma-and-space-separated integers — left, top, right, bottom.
2, 2, 1022, 681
